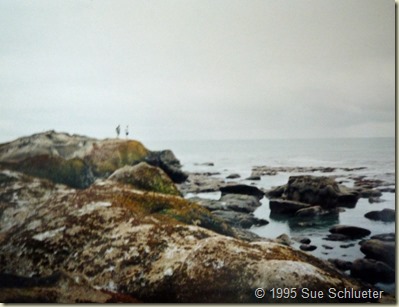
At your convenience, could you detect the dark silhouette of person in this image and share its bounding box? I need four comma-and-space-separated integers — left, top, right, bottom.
116, 125, 120, 138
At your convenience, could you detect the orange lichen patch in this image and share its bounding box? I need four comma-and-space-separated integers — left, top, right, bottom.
87, 140, 149, 177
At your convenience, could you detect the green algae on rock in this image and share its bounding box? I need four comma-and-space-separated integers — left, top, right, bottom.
109, 162, 181, 196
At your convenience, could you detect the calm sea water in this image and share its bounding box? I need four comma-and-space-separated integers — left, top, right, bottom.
145, 137, 395, 292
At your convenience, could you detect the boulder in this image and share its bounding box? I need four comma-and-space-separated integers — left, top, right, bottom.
265, 185, 286, 199
351, 259, 395, 284
0, 169, 387, 303
359, 240, 395, 268
245, 175, 261, 181
328, 259, 352, 272
370, 233, 395, 242
275, 233, 291, 246
269, 199, 310, 215
108, 162, 180, 196
226, 173, 240, 179
364, 208, 395, 222
322, 234, 351, 241
291, 236, 311, 244
145, 150, 188, 183
329, 225, 371, 239
211, 210, 268, 229
220, 184, 264, 200
178, 173, 224, 194
220, 194, 261, 213
282, 175, 359, 208
300, 244, 317, 251
188, 197, 225, 211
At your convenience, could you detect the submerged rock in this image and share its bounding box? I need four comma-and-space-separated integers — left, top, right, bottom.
299, 244, 317, 252
364, 208, 395, 222
269, 199, 310, 215
351, 259, 395, 284
329, 225, 371, 239
226, 173, 240, 179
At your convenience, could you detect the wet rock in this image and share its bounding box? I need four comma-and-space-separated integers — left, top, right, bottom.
323, 234, 350, 241
196, 162, 214, 166
108, 162, 180, 196
295, 205, 339, 217
269, 199, 310, 215
178, 173, 224, 194
188, 198, 225, 211
364, 208, 395, 222
328, 259, 352, 271
322, 245, 333, 250
377, 187, 395, 193
245, 175, 261, 181
329, 225, 371, 239
271, 175, 359, 209
370, 233, 395, 242
300, 244, 317, 251
292, 236, 311, 244
211, 210, 268, 229
368, 197, 384, 204
351, 259, 395, 284
226, 173, 240, 179
265, 185, 286, 199
359, 240, 395, 268
354, 188, 382, 198
340, 243, 355, 248
220, 194, 261, 213
220, 184, 264, 200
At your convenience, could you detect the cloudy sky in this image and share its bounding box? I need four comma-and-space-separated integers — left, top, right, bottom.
0, 0, 395, 142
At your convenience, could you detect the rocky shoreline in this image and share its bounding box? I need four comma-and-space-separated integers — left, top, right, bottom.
0, 131, 395, 303
179, 165, 395, 294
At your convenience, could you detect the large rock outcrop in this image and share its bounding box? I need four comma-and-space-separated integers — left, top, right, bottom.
267, 175, 359, 215
0, 169, 385, 303
0, 131, 186, 188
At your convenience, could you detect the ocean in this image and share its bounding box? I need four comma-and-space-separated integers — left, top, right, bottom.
145, 137, 395, 292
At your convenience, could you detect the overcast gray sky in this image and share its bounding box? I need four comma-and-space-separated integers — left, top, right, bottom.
0, 0, 395, 142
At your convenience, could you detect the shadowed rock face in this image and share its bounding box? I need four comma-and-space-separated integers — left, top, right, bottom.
0, 169, 383, 303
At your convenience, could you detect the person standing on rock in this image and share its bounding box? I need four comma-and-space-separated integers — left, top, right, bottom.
116, 125, 120, 138
125, 125, 129, 139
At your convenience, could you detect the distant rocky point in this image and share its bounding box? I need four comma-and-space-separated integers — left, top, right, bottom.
0, 130, 188, 188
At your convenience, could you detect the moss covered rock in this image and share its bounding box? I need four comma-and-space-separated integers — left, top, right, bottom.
108, 162, 180, 196
86, 140, 149, 177
1, 155, 93, 188
0, 169, 390, 303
